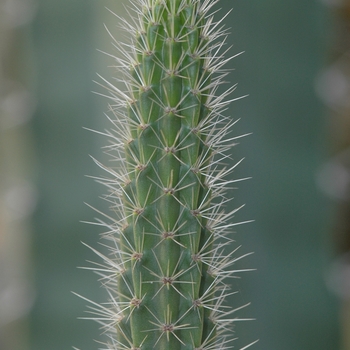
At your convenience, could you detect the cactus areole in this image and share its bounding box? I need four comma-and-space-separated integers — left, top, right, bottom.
85, 0, 253, 349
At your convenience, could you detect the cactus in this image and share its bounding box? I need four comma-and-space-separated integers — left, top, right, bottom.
81, 0, 256, 349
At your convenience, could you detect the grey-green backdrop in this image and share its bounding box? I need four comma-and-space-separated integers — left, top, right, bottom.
28, 0, 339, 349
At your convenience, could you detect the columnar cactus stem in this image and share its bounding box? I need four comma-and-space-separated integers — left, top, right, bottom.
82, 0, 256, 349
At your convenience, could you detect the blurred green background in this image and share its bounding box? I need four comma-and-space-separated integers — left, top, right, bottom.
0, 0, 343, 349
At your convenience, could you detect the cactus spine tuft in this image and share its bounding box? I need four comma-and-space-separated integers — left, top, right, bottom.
83, 0, 256, 349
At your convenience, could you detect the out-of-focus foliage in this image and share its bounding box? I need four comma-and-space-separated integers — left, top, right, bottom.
315, 2, 350, 349
0, 0, 37, 349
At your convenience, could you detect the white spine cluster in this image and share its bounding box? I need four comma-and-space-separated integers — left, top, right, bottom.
77, 1, 257, 349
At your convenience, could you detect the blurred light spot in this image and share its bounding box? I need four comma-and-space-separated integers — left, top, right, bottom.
315, 65, 350, 110
326, 252, 350, 300
316, 148, 350, 201
0, 81, 36, 130
2, 0, 37, 28
0, 278, 35, 326
4, 182, 37, 221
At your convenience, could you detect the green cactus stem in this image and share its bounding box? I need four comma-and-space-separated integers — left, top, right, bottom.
80, 0, 257, 349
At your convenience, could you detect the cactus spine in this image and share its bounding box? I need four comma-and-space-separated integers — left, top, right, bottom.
84, 0, 255, 349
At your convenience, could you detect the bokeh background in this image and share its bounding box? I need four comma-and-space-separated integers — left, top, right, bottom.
1, 0, 347, 349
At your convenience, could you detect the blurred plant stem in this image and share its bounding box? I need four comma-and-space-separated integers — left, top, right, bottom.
0, 0, 37, 349
318, 1, 350, 349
